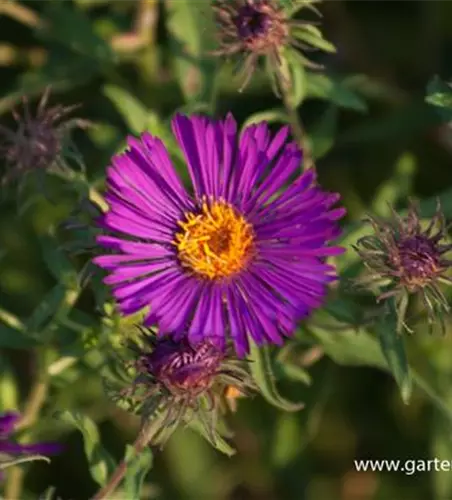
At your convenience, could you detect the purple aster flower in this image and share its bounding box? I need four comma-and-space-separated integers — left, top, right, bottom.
94, 114, 345, 356
0, 411, 62, 478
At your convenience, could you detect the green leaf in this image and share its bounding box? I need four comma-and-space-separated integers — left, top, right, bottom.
338, 100, 440, 146
249, 343, 304, 412
292, 24, 336, 53
187, 418, 236, 457
26, 285, 67, 334
281, 49, 307, 108
275, 343, 312, 386
426, 75, 452, 120
309, 315, 452, 423
104, 85, 148, 134
309, 105, 338, 159
104, 85, 163, 135
309, 322, 386, 369
0, 325, 39, 349
324, 296, 363, 326
279, 0, 295, 10
306, 73, 367, 112
40, 235, 78, 288
374, 300, 412, 403
166, 0, 216, 104
38, 3, 116, 65
124, 445, 153, 499
54, 410, 116, 486
278, 363, 312, 386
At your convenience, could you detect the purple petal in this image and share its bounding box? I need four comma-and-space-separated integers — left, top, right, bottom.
0, 412, 20, 437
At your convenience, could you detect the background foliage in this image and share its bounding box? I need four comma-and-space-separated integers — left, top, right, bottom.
1, 1, 452, 499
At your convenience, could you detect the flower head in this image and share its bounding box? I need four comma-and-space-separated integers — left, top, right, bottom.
94, 114, 345, 356
109, 332, 254, 444
0, 88, 88, 188
354, 201, 452, 332
212, 0, 328, 92
0, 411, 62, 479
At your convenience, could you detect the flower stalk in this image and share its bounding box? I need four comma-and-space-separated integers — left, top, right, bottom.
91, 417, 161, 500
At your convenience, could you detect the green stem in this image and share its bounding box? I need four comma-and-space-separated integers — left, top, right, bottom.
280, 82, 314, 171
91, 419, 160, 500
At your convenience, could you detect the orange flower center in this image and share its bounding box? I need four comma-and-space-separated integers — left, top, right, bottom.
174, 200, 255, 279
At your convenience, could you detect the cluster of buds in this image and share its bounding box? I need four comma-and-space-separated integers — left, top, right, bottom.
354, 201, 452, 333
106, 330, 255, 446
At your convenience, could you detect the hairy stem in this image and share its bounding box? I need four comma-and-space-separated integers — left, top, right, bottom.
91, 419, 159, 500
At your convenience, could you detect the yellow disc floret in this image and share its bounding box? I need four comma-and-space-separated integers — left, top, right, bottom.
174, 200, 255, 279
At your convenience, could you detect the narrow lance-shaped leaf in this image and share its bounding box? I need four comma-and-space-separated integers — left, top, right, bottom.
40, 234, 78, 287
104, 85, 163, 136
25, 285, 67, 335
374, 298, 412, 404
249, 342, 304, 412
187, 418, 236, 457
54, 411, 116, 486
306, 73, 368, 112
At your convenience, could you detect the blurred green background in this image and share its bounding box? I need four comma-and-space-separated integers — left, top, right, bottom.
2, 1, 452, 499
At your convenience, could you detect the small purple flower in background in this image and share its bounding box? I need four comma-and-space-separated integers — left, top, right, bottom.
0, 88, 89, 188
0, 411, 62, 479
212, 0, 329, 92
111, 332, 254, 444
354, 201, 452, 333
94, 114, 344, 356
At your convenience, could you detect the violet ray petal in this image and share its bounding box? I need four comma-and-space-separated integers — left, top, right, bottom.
188, 287, 212, 345
220, 113, 238, 201
126, 137, 190, 212
0, 412, 20, 436
95, 236, 175, 258
225, 285, 249, 357
171, 114, 206, 198
141, 133, 190, 204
